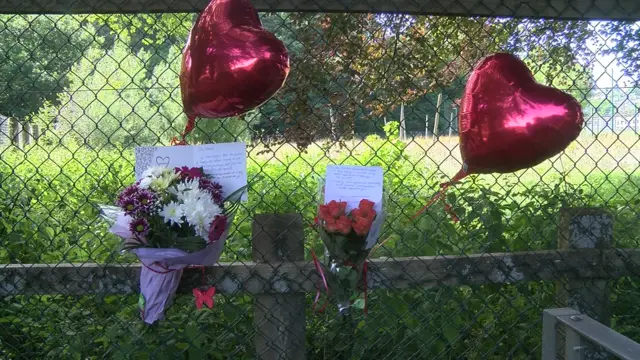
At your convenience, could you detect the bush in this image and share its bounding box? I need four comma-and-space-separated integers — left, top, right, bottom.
1, 132, 639, 358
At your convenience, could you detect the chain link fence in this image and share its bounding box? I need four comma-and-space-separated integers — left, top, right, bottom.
1, 0, 640, 359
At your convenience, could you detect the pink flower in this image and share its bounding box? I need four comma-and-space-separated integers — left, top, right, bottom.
208, 215, 227, 243
199, 178, 224, 206
175, 166, 204, 180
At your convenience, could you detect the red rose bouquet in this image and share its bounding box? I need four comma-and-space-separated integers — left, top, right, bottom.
99, 166, 246, 324
315, 192, 385, 316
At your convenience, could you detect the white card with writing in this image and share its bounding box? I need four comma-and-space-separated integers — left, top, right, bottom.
135, 142, 248, 201
324, 165, 383, 212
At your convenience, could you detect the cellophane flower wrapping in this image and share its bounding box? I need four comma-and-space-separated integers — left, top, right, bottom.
316, 179, 385, 316
99, 166, 244, 324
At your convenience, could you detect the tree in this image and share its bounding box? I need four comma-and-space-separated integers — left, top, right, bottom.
35, 42, 184, 148
0, 15, 93, 118
255, 14, 594, 147
599, 21, 640, 86
33, 13, 596, 148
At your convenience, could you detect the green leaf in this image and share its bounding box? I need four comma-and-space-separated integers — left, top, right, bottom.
352, 298, 365, 310
443, 325, 458, 342
188, 346, 206, 360
184, 323, 198, 341
45, 227, 56, 239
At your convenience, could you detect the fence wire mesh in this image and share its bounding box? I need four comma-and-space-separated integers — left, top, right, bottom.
0, 1, 639, 359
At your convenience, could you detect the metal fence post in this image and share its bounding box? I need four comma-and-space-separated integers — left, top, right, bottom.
32, 124, 39, 140
557, 208, 614, 359
542, 309, 559, 360
23, 122, 31, 146
252, 214, 307, 360
542, 308, 584, 360
11, 118, 22, 149
565, 326, 585, 360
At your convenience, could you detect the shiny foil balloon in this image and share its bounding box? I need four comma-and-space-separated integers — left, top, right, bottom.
457, 52, 584, 177
414, 53, 584, 220
177, 0, 289, 141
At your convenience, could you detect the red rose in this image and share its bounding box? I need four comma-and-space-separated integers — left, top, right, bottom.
318, 204, 332, 221
335, 215, 352, 235
359, 199, 375, 211
208, 215, 227, 243
329, 200, 347, 218
352, 217, 371, 236
319, 200, 347, 220
351, 207, 376, 224
324, 217, 339, 233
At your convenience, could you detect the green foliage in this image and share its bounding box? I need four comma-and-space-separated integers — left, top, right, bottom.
188, 110, 261, 144
2, 11, 640, 360
1, 140, 639, 358
0, 15, 93, 117
33, 42, 186, 148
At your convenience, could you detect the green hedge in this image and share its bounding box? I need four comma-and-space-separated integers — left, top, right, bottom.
1, 131, 639, 359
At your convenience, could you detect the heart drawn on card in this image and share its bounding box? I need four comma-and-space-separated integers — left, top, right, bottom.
155, 156, 171, 167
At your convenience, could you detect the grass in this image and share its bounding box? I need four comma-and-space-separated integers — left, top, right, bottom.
252, 131, 640, 177
1, 129, 639, 359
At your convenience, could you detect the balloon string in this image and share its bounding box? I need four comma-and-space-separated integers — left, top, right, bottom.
413, 169, 467, 221
370, 235, 391, 257
171, 115, 196, 146
311, 250, 330, 313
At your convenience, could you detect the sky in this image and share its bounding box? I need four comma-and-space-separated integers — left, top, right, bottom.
588, 20, 635, 89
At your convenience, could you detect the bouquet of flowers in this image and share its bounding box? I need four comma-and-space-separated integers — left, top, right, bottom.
99, 166, 246, 324
314, 183, 385, 316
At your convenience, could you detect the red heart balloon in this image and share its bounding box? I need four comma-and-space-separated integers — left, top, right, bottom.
457, 52, 584, 177
177, 0, 290, 143
414, 53, 583, 220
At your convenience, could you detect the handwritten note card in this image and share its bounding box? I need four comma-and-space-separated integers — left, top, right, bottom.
135, 142, 248, 201
324, 165, 383, 211
194, 143, 247, 201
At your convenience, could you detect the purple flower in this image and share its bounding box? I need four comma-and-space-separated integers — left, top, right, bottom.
117, 185, 140, 208
119, 196, 137, 215
129, 217, 150, 237
135, 189, 157, 213
199, 178, 224, 206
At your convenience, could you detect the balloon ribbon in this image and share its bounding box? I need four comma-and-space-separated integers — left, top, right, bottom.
171, 115, 196, 146
190, 265, 215, 309
142, 262, 214, 309
413, 169, 467, 221
311, 251, 369, 315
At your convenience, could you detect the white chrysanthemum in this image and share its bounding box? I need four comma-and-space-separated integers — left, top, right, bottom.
150, 170, 180, 191
142, 166, 169, 179
139, 177, 153, 189
160, 171, 181, 183
171, 179, 200, 196
182, 196, 223, 238
150, 177, 172, 191
159, 201, 184, 226
180, 188, 206, 204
